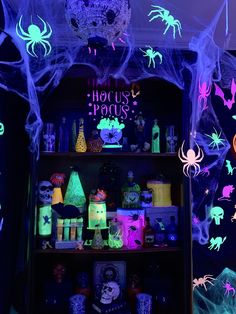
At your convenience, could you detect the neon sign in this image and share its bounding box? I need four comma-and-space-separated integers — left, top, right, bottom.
87, 89, 139, 121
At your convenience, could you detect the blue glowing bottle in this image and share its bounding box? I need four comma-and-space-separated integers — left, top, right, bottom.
155, 218, 166, 246
166, 216, 178, 247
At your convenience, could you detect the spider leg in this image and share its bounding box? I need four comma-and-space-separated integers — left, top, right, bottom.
151, 58, 156, 68
149, 13, 163, 22
148, 57, 152, 68
37, 15, 52, 38
205, 279, 214, 286
202, 283, 207, 291
195, 143, 204, 161
163, 23, 171, 36
178, 140, 188, 162
193, 164, 200, 177
16, 15, 31, 39
139, 48, 146, 54
26, 41, 37, 57
41, 40, 52, 56
183, 164, 190, 177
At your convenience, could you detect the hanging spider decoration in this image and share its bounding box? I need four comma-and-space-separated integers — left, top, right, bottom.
205, 127, 225, 150
148, 5, 182, 39
178, 140, 204, 177
16, 15, 52, 57
198, 81, 211, 111
139, 46, 162, 68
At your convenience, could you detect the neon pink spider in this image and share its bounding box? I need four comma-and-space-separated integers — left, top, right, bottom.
223, 281, 235, 296
198, 81, 211, 111
178, 141, 204, 177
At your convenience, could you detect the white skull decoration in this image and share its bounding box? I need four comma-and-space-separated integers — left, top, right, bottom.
38, 181, 54, 205
43, 133, 55, 152
100, 281, 120, 304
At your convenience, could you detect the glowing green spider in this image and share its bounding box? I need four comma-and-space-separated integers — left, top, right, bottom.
16, 15, 52, 57
148, 5, 182, 39
139, 46, 163, 68
205, 127, 225, 150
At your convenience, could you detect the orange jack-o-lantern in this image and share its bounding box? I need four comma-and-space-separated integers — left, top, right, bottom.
232, 134, 236, 154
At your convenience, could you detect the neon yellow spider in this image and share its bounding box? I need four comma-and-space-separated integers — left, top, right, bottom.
148, 5, 182, 39
16, 15, 52, 57
139, 46, 163, 68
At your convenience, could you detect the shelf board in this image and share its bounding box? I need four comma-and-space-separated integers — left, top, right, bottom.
40, 152, 178, 158
35, 246, 181, 255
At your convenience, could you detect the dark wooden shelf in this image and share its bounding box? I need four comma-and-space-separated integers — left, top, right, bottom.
40, 152, 178, 158
35, 246, 181, 255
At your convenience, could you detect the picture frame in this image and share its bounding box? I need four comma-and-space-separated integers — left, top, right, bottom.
93, 261, 126, 301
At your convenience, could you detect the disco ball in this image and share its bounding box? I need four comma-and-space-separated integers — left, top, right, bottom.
65, 0, 131, 48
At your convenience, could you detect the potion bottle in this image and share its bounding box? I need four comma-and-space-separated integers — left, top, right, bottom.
71, 119, 77, 152
155, 218, 166, 246
166, 216, 178, 247
58, 117, 69, 152
152, 119, 160, 153
143, 217, 155, 248
75, 118, 87, 152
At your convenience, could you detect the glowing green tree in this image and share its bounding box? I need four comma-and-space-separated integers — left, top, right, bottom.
64, 170, 86, 211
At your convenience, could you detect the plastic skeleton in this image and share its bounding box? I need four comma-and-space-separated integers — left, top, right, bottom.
178, 140, 204, 177
193, 275, 216, 291
148, 6, 182, 39
139, 46, 162, 68
16, 15, 52, 57
205, 128, 225, 150
198, 81, 211, 111
223, 281, 236, 297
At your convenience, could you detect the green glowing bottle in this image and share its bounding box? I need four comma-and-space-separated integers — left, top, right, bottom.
152, 119, 160, 153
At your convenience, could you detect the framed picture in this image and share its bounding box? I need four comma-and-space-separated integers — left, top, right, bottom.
93, 261, 126, 301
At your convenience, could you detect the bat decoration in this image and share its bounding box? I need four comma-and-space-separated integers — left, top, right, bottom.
214, 78, 236, 110
51, 202, 82, 219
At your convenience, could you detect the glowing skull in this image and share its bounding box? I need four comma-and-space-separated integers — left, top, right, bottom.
38, 181, 54, 204
210, 206, 224, 225
100, 281, 120, 304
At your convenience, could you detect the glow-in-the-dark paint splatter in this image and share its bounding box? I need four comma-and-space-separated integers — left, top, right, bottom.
208, 236, 226, 251
198, 81, 211, 111
148, 5, 182, 38
178, 140, 204, 177
223, 281, 235, 297
217, 185, 234, 201
16, 15, 52, 57
0, 122, 4, 135
214, 79, 236, 110
205, 128, 225, 150
225, 160, 236, 175
193, 275, 216, 291
210, 206, 224, 225
139, 46, 162, 68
